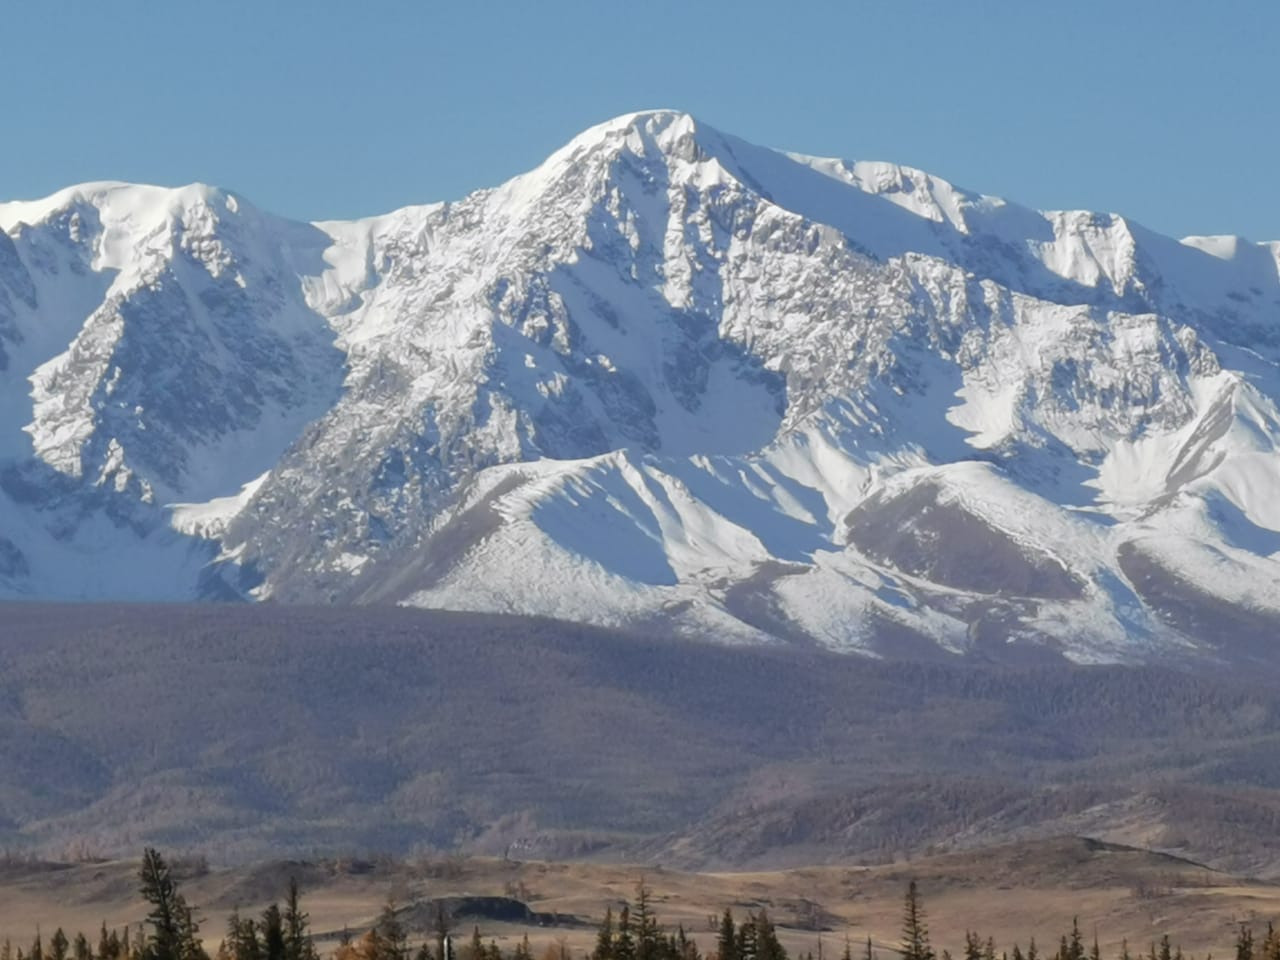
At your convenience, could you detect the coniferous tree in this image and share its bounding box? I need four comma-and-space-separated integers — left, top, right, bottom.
72, 934, 91, 960
50, 931, 69, 960
614, 908, 634, 960
377, 903, 408, 960
283, 880, 316, 960
753, 911, 783, 960
594, 908, 616, 960
1238, 927, 1255, 960
1067, 921, 1084, 960
964, 932, 982, 960
716, 913, 736, 960
139, 850, 188, 960
260, 907, 285, 960
633, 885, 661, 960
900, 883, 933, 960
179, 902, 207, 960
865, 938, 874, 960
31, 931, 45, 960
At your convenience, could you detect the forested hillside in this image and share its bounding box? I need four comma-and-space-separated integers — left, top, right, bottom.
5, 605, 1280, 873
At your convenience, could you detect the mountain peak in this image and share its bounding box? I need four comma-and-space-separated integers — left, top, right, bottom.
4, 116, 1280, 668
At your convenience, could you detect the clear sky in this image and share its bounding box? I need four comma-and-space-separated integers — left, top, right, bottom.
3, 1, 1276, 241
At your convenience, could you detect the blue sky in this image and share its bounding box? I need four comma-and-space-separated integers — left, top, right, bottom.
3, 1, 1276, 241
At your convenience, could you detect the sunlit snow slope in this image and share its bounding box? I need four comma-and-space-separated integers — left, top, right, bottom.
2, 111, 1279, 666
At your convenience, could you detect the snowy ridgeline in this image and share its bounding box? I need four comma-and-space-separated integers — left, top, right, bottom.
1, 110, 1279, 665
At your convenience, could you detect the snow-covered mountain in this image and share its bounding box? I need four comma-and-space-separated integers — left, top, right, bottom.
3, 110, 1279, 665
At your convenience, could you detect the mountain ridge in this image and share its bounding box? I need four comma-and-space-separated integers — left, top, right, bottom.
3, 110, 1280, 665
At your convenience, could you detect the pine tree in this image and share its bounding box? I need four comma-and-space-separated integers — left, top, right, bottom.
72, 934, 91, 960
716, 913, 736, 960
283, 880, 315, 960
964, 933, 981, 960
466, 928, 484, 960
615, 908, 634, 960
1239, 927, 1255, 960
900, 883, 933, 960
377, 903, 408, 960
594, 908, 616, 960
735, 916, 757, 960
32, 930, 45, 960
754, 911, 783, 960
50, 931, 69, 960
260, 907, 284, 960
1067, 921, 1084, 960
179, 901, 207, 960
633, 884, 661, 960
139, 849, 186, 960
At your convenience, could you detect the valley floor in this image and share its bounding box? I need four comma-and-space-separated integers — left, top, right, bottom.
0, 839, 1273, 960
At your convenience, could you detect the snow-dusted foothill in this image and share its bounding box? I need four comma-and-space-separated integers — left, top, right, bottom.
2, 111, 1278, 665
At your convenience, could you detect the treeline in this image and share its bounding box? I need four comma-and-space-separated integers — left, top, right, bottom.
0, 850, 317, 960
4, 852, 1279, 960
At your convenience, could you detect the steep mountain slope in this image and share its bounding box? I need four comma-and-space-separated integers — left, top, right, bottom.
2, 111, 1279, 664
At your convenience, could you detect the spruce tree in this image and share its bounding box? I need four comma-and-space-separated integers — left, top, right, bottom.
716, 912, 736, 960
139, 849, 186, 960
900, 882, 933, 960
260, 907, 284, 960
594, 908, 616, 960
633, 884, 661, 960
614, 907, 635, 960
754, 911, 783, 960
283, 880, 315, 960
72, 935, 91, 960
377, 902, 408, 960
1239, 928, 1255, 960
50, 931, 68, 960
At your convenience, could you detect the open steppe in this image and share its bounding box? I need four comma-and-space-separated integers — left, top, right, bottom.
0, 839, 1276, 960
